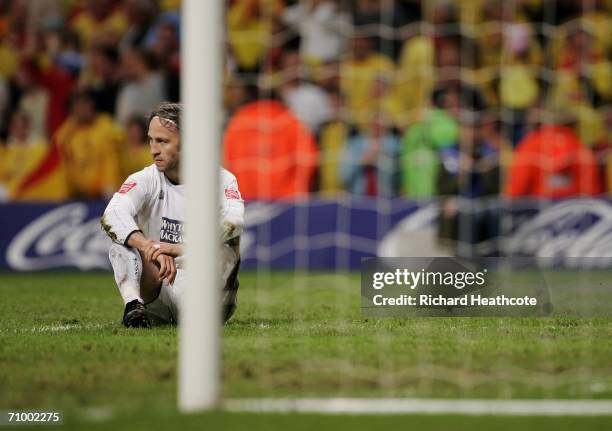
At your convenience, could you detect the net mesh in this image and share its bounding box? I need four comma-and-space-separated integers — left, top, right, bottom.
222, 0, 612, 401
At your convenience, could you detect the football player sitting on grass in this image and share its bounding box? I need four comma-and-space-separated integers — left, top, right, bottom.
101, 102, 244, 327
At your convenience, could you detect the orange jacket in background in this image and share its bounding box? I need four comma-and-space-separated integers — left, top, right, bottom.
223, 100, 319, 200
505, 126, 601, 198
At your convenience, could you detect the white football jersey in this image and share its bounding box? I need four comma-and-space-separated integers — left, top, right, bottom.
102, 164, 244, 268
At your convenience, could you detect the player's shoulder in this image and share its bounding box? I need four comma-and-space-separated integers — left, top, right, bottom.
220, 166, 238, 185
124, 164, 160, 187
129, 164, 157, 177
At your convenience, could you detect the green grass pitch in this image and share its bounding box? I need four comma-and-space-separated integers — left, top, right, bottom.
1, 271, 611, 430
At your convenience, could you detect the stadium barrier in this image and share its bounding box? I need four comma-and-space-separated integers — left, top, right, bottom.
0, 198, 611, 272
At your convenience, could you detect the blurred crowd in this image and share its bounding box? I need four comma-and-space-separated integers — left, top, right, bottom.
0, 0, 179, 200
0, 0, 611, 204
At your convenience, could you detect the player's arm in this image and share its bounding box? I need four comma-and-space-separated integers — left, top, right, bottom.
101, 172, 149, 246
128, 232, 178, 285
220, 172, 245, 243
144, 241, 183, 268
101, 170, 176, 284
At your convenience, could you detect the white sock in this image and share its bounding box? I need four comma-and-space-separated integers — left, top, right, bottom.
108, 243, 143, 305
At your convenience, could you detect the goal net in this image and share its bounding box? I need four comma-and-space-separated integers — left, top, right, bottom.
185, 0, 612, 413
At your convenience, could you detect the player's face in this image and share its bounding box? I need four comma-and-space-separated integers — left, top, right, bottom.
148, 116, 180, 174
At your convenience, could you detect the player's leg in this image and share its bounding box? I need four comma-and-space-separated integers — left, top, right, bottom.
131, 251, 178, 326
108, 243, 163, 327
142, 275, 180, 326
155, 269, 185, 323
221, 238, 241, 323
153, 239, 241, 324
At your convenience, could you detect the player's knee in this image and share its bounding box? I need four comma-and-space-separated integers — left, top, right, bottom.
108, 243, 142, 284
109, 243, 140, 259
109, 242, 127, 257
108, 243, 120, 259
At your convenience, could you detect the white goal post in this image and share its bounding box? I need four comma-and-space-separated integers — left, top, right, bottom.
179, 0, 223, 412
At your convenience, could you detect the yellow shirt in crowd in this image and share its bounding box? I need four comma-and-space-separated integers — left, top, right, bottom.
226, 0, 283, 71
121, 146, 153, 181
0, 40, 18, 79
55, 114, 124, 199
71, 7, 128, 46
340, 53, 396, 129
319, 121, 349, 196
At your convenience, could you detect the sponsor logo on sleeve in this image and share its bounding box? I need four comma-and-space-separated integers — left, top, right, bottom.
225, 187, 241, 200
119, 182, 137, 194
160, 217, 184, 244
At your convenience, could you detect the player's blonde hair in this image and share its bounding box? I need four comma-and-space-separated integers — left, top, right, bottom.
148, 102, 182, 131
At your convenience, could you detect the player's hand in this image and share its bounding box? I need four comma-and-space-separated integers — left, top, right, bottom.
141, 240, 159, 263
156, 254, 177, 285
146, 241, 182, 262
